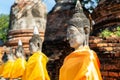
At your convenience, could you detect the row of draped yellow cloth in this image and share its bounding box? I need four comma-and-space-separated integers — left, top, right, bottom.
0, 46, 102, 80
0, 51, 50, 80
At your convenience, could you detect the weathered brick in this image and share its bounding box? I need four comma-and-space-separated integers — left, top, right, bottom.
89, 44, 97, 48
104, 64, 118, 70
109, 72, 119, 77
91, 38, 102, 43
101, 71, 108, 76
119, 72, 120, 77
97, 43, 108, 47
105, 47, 113, 51
107, 43, 115, 47
113, 47, 120, 51
103, 77, 115, 80
114, 53, 120, 57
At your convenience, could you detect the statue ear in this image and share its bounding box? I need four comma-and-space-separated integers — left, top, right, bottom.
84, 25, 90, 34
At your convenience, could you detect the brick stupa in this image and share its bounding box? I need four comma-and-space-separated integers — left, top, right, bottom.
6, 0, 47, 55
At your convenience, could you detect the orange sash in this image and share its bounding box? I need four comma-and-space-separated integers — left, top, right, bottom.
59, 46, 102, 80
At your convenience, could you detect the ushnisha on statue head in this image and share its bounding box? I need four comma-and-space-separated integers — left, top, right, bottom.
29, 26, 43, 54
67, 0, 90, 49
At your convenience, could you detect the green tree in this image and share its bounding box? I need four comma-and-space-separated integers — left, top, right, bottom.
0, 14, 9, 42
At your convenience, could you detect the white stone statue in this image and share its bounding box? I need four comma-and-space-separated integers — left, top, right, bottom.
68, 0, 90, 47
67, 26, 85, 49
15, 39, 25, 58
29, 26, 42, 53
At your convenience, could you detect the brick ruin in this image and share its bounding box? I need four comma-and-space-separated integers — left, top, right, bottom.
90, 0, 120, 79
0, 0, 120, 80
91, 0, 120, 36
90, 36, 120, 80
6, 0, 47, 55
44, 0, 120, 80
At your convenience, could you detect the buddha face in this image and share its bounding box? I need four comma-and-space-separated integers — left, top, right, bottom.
16, 50, 22, 58
15, 46, 24, 58
67, 26, 85, 49
29, 42, 38, 53
29, 35, 42, 53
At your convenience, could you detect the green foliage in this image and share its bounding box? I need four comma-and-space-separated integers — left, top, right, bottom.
100, 29, 113, 38
100, 26, 120, 38
0, 14, 9, 42
114, 26, 120, 37
116, 26, 120, 31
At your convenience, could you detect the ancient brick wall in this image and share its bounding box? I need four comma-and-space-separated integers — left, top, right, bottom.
43, 36, 120, 80
44, 1, 120, 78
90, 36, 120, 80
43, 3, 76, 79
91, 0, 120, 36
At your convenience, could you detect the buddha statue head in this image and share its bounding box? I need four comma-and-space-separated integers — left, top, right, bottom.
67, 26, 85, 49
2, 47, 15, 62
29, 26, 43, 54
67, 0, 90, 49
15, 40, 25, 58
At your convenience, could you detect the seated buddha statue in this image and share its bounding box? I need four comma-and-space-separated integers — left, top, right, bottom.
11, 40, 26, 79
22, 26, 50, 80
1, 47, 15, 79
59, 0, 102, 80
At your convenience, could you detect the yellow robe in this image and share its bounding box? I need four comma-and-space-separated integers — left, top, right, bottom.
11, 58, 26, 79
1, 60, 14, 78
0, 63, 4, 76
22, 51, 50, 80
0, 50, 4, 76
59, 46, 102, 80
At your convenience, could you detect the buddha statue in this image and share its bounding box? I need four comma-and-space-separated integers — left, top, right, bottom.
68, 0, 90, 46
1, 47, 15, 79
22, 26, 50, 80
59, 0, 102, 80
11, 40, 26, 79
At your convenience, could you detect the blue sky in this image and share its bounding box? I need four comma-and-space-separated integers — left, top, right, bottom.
0, 0, 55, 14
